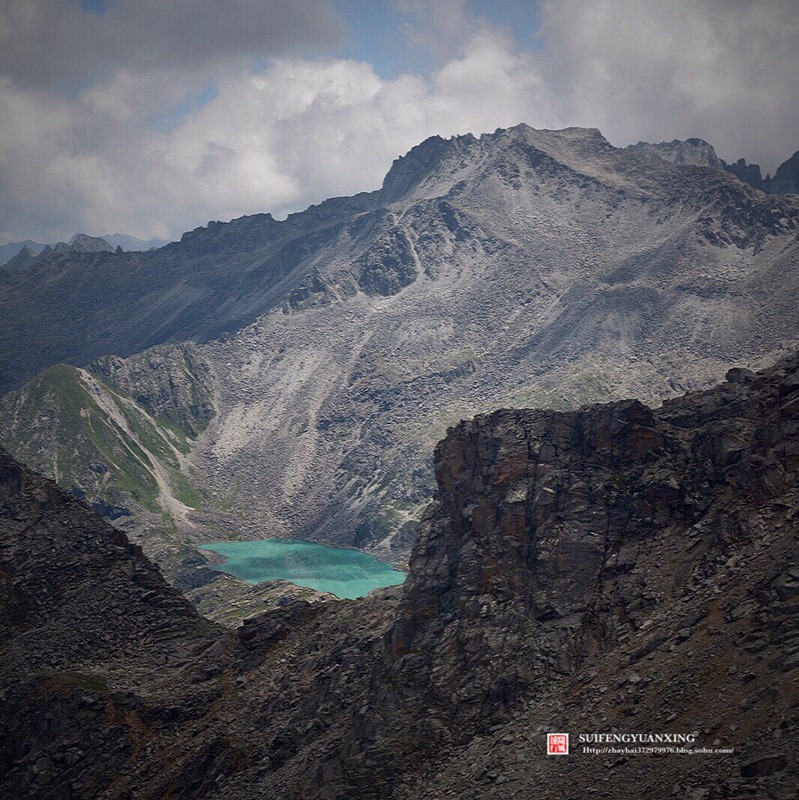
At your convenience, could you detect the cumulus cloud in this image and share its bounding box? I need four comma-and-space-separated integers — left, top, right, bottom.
0, 0, 344, 85
538, 0, 799, 170
0, 21, 559, 241
0, 0, 797, 243
396, 0, 481, 61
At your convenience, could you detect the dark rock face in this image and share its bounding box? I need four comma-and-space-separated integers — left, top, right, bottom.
2, 352, 799, 798
355, 224, 418, 296
715, 151, 799, 196
724, 157, 767, 191
0, 448, 224, 798
369, 354, 799, 798
770, 150, 799, 194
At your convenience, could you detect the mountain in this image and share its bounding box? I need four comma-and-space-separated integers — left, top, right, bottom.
100, 232, 170, 251
769, 150, 799, 194
626, 136, 726, 168
0, 350, 212, 574
2, 126, 798, 396
2, 245, 39, 271
2, 125, 799, 580
0, 233, 114, 272
0, 232, 169, 270
629, 138, 799, 196
30, 234, 114, 261
68, 233, 117, 253
0, 445, 223, 798
0, 238, 47, 265
2, 352, 797, 798
722, 152, 798, 195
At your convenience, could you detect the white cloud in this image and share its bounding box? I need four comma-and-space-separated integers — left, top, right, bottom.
0, 29, 560, 241
396, 0, 479, 61
0, 0, 797, 243
538, 0, 799, 170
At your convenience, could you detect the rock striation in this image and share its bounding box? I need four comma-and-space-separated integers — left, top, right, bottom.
1, 351, 798, 798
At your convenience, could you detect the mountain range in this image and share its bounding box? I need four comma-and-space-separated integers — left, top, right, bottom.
0, 232, 170, 269
1, 125, 799, 600
1, 122, 798, 796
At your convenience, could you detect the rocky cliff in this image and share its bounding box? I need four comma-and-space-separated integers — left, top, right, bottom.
2, 351, 798, 799
632, 138, 799, 195
770, 150, 799, 195
0, 447, 225, 797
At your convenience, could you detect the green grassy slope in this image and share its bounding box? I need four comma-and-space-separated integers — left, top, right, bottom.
0, 363, 204, 522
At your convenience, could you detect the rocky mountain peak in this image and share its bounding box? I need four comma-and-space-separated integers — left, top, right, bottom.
68, 233, 115, 253
380, 131, 475, 202
626, 137, 724, 169
723, 156, 766, 190
1, 245, 38, 272
380, 124, 622, 205
771, 149, 799, 194
627, 140, 799, 197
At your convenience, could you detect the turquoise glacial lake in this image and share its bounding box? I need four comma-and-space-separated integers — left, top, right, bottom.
197, 539, 406, 599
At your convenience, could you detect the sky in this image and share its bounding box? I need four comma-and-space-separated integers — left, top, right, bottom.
1, 0, 797, 244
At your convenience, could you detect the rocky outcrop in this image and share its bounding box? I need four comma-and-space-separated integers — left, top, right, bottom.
90, 342, 216, 438
69, 233, 116, 253
626, 137, 725, 169
359, 354, 798, 797
721, 156, 799, 196
770, 150, 799, 195
628, 138, 799, 197
0, 448, 224, 798
724, 157, 767, 191
2, 352, 798, 799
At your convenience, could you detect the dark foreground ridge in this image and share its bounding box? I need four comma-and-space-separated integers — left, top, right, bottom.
2, 352, 799, 798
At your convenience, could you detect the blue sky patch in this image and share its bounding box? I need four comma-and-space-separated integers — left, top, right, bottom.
148, 84, 219, 133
